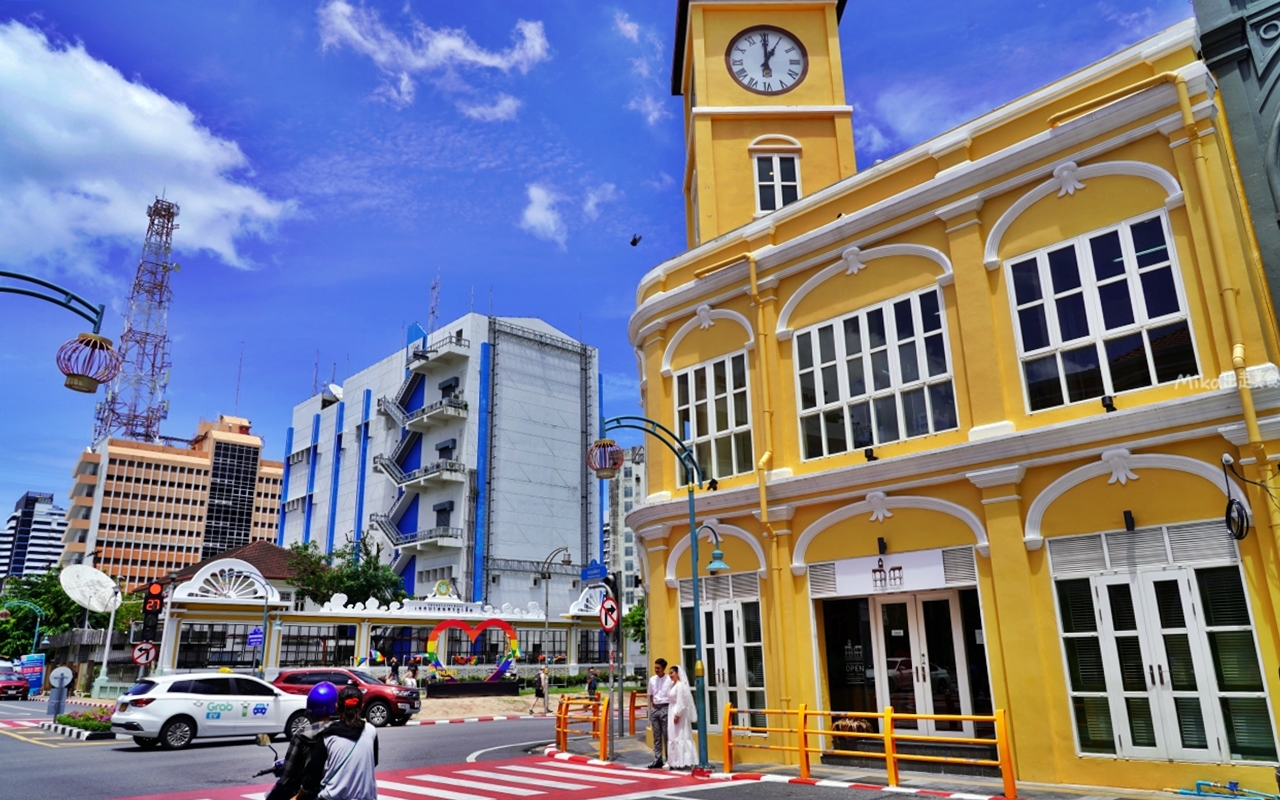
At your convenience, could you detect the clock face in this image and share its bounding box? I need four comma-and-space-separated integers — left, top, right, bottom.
725, 25, 808, 96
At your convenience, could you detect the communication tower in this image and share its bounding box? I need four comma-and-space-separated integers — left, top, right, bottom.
93, 199, 180, 443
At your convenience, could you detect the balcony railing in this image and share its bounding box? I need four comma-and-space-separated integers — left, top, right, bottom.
406, 333, 471, 368
405, 396, 467, 429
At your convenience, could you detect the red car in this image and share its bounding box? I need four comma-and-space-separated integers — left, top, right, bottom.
272, 668, 419, 727
0, 666, 28, 700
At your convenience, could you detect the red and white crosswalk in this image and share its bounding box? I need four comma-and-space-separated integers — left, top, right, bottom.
109, 756, 705, 800
0, 718, 44, 728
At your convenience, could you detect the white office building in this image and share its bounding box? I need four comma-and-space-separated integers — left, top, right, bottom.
278, 315, 601, 646
0, 492, 68, 579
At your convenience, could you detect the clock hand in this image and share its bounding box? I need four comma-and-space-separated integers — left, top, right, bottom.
760, 33, 773, 77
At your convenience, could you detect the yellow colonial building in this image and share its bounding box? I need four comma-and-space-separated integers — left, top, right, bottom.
629, 0, 1280, 791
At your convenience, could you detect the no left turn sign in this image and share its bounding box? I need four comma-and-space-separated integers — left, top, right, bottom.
131, 641, 157, 666
600, 597, 620, 633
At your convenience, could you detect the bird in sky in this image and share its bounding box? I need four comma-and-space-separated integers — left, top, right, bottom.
630, 234, 642, 247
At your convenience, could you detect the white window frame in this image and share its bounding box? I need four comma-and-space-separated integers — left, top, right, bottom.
674, 352, 754, 484
1004, 211, 1199, 413
792, 287, 958, 460
753, 153, 801, 216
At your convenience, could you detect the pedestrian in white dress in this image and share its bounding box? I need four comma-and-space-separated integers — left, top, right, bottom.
665, 665, 697, 770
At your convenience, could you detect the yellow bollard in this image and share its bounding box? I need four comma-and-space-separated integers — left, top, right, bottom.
797, 704, 810, 780
884, 706, 899, 787
995, 708, 1017, 798
723, 702, 735, 773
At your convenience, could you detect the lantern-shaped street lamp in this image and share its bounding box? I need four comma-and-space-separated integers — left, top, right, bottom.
587, 438, 625, 479
57, 333, 123, 393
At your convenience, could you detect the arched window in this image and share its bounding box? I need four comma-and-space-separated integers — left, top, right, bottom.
674, 352, 753, 483
749, 135, 802, 215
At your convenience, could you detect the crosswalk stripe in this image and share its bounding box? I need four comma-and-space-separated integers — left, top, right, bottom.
496, 765, 636, 785
456, 769, 592, 791
408, 774, 544, 796
541, 761, 683, 780
377, 780, 494, 800
240, 793, 267, 800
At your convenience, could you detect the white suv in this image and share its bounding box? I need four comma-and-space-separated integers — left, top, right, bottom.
111, 673, 311, 750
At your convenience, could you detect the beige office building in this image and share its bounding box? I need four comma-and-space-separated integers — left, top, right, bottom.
62, 415, 284, 589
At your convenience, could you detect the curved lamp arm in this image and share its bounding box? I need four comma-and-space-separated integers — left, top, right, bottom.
0, 271, 106, 333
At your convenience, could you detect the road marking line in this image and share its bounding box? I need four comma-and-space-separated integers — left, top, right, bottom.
240, 794, 267, 800
497, 765, 636, 785
541, 762, 682, 781
0, 728, 57, 747
377, 780, 496, 800
409, 775, 544, 796
456, 769, 592, 791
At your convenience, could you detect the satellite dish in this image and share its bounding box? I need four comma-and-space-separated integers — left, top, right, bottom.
60, 565, 122, 613
327, 384, 343, 401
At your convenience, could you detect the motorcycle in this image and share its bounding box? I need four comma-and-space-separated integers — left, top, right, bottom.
252, 733, 285, 779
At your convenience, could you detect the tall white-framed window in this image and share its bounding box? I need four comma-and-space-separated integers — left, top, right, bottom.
675, 352, 753, 484
794, 287, 958, 460
755, 154, 800, 213
1006, 212, 1198, 412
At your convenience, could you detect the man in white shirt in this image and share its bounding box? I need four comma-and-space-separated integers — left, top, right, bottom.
647, 658, 673, 769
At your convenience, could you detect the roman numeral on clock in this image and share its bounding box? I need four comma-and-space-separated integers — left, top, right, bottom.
763, 81, 773, 91
736, 68, 748, 79
747, 77, 758, 88
785, 47, 796, 53
790, 59, 801, 65
731, 59, 743, 66
788, 70, 799, 79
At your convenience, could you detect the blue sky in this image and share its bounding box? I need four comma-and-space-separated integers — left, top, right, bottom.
0, 0, 1193, 506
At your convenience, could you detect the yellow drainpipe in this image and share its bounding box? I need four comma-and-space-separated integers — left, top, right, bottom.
1050, 72, 1279, 534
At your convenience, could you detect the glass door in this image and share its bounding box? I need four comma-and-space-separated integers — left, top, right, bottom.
1094, 574, 1164, 759
1139, 572, 1217, 762
877, 599, 921, 730
871, 592, 973, 736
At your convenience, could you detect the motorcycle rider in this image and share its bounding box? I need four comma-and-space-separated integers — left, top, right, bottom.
265, 681, 338, 800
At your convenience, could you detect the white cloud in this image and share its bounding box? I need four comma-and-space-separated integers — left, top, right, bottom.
643, 172, 675, 191
613, 11, 640, 42
1097, 2, 1157, 33
318, 0, 550, 107
583, 183, 619, 220
0, 22, 290, 272
601, 371, 640, 407
458, 93, 521, 122
518, 184, 566, 247
627, 94, 670, 126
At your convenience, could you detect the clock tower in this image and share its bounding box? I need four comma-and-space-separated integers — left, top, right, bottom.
673, 0, 856, 245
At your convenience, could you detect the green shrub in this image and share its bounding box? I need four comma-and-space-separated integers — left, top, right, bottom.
56, 706, 114, 732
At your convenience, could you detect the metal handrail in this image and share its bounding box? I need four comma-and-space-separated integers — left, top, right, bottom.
403, 459, 468, 483
405, 396, 467, 423
406, 334, 471, 365
555, 694, 610, 760
628, 689, 650, 735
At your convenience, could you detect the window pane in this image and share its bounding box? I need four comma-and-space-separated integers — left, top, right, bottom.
1019, 306, 1051, 351
920, 290, 941, 332
873, 395, 899, 443
871, 349, 892, 391
1011, 259, 1043, 304
902, 388, 929, 437
1127, 698, 1157, 747
846, 357, 866, 397
781, 184, 798, 206
843, 317, 862, 354
1174, 698, 1209, 749
759, 184, 776, 211
1048, 246, 1082, 293
797, 332, 813, 370
1114, 636, 1147, 691
733, 390, 748, 426
756, 157, 773, 182
694, 402, 708, 437
1149, 320, 1197, 384
695, 441, 711, 478
894, 300, 915, 340
867, 309, 886, 349
1090, 231, 1126, 281
732, 354, 746, 389
1025, 354, 1064, 411
715, 436, 732, 478
1140, 267, 1180, 319
1153, 581, 1185, 628
802, 414, 824, 459
824, 408, 847, 454
1107, 584, 1137, 631
1221, 698, 1278, 761
714, 361, 727, 395
677, 374, 689, 406
715, 396, 729, 432
1197, 567, 1251, 626
779, 157, 797, 182
1064, 638, 1107, 692
1056, 293, 1090, 342
928, 381, 958, 432
924, 334, 947, 377
1073, 697, 1116, 754
734, 431, 753, 474
1164, 634, 1197, 691
1098, 280, 1136, 330
1057, 579, 1097, 633
1130, 217, 1169, 268
899, 342, 920, 383
1062, 344, 1104, 403
818, 325, 836, 363
1208, 632, 1264, 692
1105, 333, 1152, 392
679, 408, 690, 440
849, 403, 873, 449
821, 365, 839, 404
694, 368, 707, 401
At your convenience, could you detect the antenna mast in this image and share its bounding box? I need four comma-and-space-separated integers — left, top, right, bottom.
427, 266, 441, 338
94, 198, 180, 443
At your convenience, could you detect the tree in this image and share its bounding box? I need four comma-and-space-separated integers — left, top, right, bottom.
0, 568, 135, 660
622, 596, 647, 655
285, 537, 406, 607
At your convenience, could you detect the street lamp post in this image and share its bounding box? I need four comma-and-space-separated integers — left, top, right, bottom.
0, 600, 48, 652
539, 547, 573, 667
589, 416, 720, 770
0, 270, 122, 393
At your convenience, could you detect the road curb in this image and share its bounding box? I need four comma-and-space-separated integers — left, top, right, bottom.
707, 772, 1005, 799
407, 714, 537, 726
542, 746, 678, 773
38, 721, 119, 741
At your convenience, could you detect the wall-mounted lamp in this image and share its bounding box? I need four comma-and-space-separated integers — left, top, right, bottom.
1123, 510, 1136, 532
878, 537, 888, 555
865, 448, 878, 462
706, 479, 719, 491
1102, 395, 1116, 413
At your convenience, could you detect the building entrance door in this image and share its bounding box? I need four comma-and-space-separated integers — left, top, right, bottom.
870, 591, 973, 737
685, 598, 766, 732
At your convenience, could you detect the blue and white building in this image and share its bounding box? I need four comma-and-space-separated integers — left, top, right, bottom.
278, 314, 601, 623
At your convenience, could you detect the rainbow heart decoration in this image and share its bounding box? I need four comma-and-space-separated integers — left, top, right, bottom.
425, 618, 521, 682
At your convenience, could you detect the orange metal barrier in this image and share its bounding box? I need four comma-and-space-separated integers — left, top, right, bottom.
724, 704, 1016, 799
554, 694, 611, 760
628, 690, 650, 736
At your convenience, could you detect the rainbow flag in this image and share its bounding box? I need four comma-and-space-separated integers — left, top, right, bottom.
368, 650, 385, 664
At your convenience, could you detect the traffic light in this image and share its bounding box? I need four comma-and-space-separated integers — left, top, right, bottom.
140, 582, 164, 642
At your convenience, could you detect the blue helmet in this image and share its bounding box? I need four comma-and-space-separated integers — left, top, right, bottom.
307, 681, 338, 717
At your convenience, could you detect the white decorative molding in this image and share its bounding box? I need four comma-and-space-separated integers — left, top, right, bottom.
1053, 161, 1087, 196
966, 464, 1026, 489
934, 196, 984, 220
1216, 363, 1280, 391
753, 504, 796, 523
776, 244, 955, 340
968, 421, 1017, 440
660, 307, 755, 378
866, 491, 893, 522
1218, 414, 1280, 447
984, 159, 1184, 269
664, 522, 768, 588
636, 523, 672, 542
1023, 453, 1249, 550
172, 559, 281, 604
1102, 448, 1139, 485
567, 585, 607, 617
792, 495, 990, 574
692, 105, 854, 118
748, 133, 803, 153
